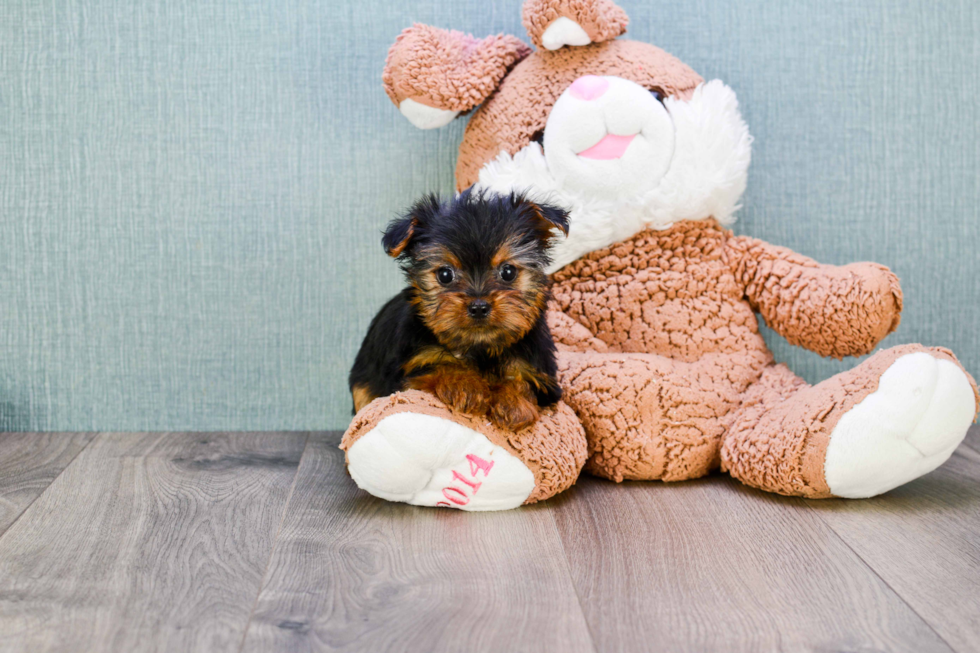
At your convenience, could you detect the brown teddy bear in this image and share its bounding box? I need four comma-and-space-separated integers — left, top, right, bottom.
342, 0, 978, 510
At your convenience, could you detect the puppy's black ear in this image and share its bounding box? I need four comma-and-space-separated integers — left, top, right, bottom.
382, 215, 417, 258
517, 195, 570, 244
382, 194, 441, 258
534, 202, 570, 237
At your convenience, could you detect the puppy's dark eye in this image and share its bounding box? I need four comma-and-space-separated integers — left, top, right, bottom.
436, 267, 455, 285
499, 264, 517, 282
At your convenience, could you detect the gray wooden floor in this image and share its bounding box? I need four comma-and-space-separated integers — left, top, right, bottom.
0, 428, 978, 653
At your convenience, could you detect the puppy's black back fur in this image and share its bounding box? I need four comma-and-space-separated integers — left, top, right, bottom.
348, 288, 437, 402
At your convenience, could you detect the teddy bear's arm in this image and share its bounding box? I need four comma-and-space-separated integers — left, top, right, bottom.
546, 305, 609, 353
725, 235, 903, 359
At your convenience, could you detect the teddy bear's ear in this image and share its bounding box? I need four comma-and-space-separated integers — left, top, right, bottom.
522, 0, 629, 51
382, 24, 531, 130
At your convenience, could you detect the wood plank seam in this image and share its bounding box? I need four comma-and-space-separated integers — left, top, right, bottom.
801, 499, 960, 652
237, 431, 313, 653
545, 510, 600, 653
0, 432, 99, 542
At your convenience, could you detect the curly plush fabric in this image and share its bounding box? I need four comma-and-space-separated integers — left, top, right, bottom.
721, 344, 978, 497
546, 306, 609, 353
382, 24, 531, 111
549, 221, 773, 481
522, 0, 629, 50
456, 39, 703, 189
726, 236, 903, 358
341, 390, 588, 505
551, 220, 766, 360
546, 221, 977, 492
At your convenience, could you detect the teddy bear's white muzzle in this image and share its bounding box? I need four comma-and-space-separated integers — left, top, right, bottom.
543, 75, 676, 198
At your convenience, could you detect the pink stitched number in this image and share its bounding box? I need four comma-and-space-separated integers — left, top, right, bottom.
435, 455, 494, 508
452, 470, 481, 493
443, 487, 469, 505
466, 454, 494, 478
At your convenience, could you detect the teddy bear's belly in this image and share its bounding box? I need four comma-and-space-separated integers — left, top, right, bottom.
551, 222, 769, 362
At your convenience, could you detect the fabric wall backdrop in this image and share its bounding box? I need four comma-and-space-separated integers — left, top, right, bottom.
1, 0, 977, 431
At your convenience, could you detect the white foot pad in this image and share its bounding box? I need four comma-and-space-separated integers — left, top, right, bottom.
825, 352, 976, 498
346, 412, 536, 511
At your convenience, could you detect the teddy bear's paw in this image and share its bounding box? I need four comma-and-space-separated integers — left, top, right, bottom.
824, 352, 976, 498
346, 412, 536, 511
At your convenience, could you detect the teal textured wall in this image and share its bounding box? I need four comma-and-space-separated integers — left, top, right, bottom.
1, 0, 977, 431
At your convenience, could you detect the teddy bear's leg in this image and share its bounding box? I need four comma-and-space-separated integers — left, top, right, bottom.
558, 351, 760, 482
340, 390, 587, 511
722, 345, 979, 498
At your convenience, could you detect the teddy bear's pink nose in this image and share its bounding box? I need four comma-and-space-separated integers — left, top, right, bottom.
569, 75, 609, 101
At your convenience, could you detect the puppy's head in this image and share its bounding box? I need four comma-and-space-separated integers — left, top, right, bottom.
383, 189, 569, 354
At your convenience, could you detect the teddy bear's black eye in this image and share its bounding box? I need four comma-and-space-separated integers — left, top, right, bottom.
436, 267, 455, 285
499, 264, 517, 282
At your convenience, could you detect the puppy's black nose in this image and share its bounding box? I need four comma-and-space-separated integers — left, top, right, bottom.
467, 299, 491, 319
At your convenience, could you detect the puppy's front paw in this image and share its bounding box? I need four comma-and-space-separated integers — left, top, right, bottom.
405, 367, 492, 416
490, 391, 539, 431
437, 376, 491, 416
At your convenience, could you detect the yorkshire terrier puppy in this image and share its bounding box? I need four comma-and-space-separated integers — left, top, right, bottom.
349, 189, 569, 431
